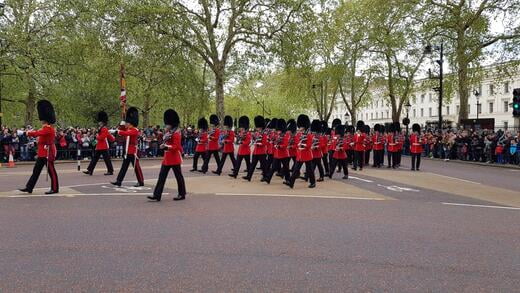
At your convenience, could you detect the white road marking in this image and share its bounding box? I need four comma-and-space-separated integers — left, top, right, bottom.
214, 193, 386, 201
376, 184, 420, 192
349, 176, 374, 183
442, 202, 520, 210
5, 192, 168, 198
429, 173, 481, 185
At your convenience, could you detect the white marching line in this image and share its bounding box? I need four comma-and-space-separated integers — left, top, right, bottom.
429, 173, 481, 185
349, 176, 374, 183
442, 202, 520, 211
214, 192, 386, 201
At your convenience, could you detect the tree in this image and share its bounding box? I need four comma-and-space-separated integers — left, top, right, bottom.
424, 0, 520, 123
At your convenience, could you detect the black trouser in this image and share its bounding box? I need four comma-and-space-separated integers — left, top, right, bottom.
153, 164, 186, 199
232, 154, 251, 176
265, 154, 273, 172
247, 154, 267, 179
329, 158, 348, 178
388, 151, 399, 168
25, 157, 59, 192
192, 151, 205, 170
373, 150, 384, 167
322, 153, 330, 175
411, 153, 421, 170
289, 161, 315, 185
312, 158, 325, 179
364, 150, 371, 165
116, 154, 144, 185
353, 151, 364, 169
397, 150, 402, 166
347, 150, 354, 164
202, 150, 221, 172
86, 150, 114, 174
216, 152, 236, 173
265, 157, 290, 182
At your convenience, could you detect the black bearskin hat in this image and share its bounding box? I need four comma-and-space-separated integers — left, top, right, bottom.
125, 107, 139, 127
374, 124, 381, 133
198, 117, 208, 131
209, 114, 219, 126
238, 116, 249, 129
163, 109, 180, 128
356, 120, 365, 132
363, 124, 370, 134
268, 118, 278, 129
297, 114, 311, 129
332, 118, 341, 129
347, 125, 355, 134
336, 124, 346, 136
265, 118, 271, 128
276, 119, 287, 132
224, 115, 233, 128
37, 100, 56, 124
393, 122, 401, 133
321, 121, 329, 134
412, 123, 421, 133
287, 119, 297, 133
96, 111, 108, 124
254, 115, 265, 129
311, 119, 321, 133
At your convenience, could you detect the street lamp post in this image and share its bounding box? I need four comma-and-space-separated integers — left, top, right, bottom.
474, 90, 481, 120
404, 101, 412, 136
425, 42, 444, 130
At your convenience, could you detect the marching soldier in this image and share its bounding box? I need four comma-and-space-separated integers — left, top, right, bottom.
284, 114, 315, 189
310, 119, 325, 181
320, 121, 330, 177
191, 118, 208, 173
243, 116, 267, 181
148, 109, 186, 201
329, 118, 341, 173
229, 116, 251, 178
372, 124, 385, 168
265, 118, 278, 173
363, 125, 372, 166
262, 119, 290, 184
386, 123, 398, 168
83, 111, 115, 176
287, 119, 298, 167
329, 124, 349, 179
395, 122, 404, 168
201, 114, 221, 173
214, 115, 236, 175
410, 123, 425, 171
352, 121, 366, 171
19, 100, 59, 194
111, 107, 144, 187
346, 125, 355, 165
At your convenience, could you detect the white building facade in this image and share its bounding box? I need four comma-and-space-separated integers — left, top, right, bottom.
329, 63, 519, 130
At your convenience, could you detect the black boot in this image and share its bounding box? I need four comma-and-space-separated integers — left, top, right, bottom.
18, 188, 32, 194
173, 195, 186, 201
83, 171, 92, 175
111, 181, 121, 187
45, 190, 59, 195
104, 172, 113, 176
134, 183, 144, 187
147, 196, 161, 202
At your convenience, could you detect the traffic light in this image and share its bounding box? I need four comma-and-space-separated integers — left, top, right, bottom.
514, 88, 520, 117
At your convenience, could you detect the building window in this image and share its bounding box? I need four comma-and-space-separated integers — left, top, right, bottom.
446, 106, 450, 115
477, 104, 481, 114
489, 102, 494, 113
489, 84, 494, 96
456, 105, 460, 114
421, 94, 425, 103
478, 85, 482, 96
504, 82, 510, 93
429, 107, 432, 117
413, 109, 416, 118
420, 108, 424, 117
504, 101, 509, 112
504, 121, 508, 130
371, 113, 373, 120
468, 104, 471, 114
376, 112, 378, 119
366, 113, 368, 120
386, 111, 389, 118
429, 93, 433, 102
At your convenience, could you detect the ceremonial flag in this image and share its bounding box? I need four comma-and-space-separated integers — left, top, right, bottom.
120, 64, 127, 119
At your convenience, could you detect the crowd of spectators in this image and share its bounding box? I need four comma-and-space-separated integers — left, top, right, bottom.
1, 125, 519, 166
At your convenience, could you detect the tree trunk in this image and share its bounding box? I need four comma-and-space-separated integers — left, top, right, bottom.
214, 70, 225, 120
457, 61, 469, 123
142, 95, 150, 128
350, 108, 357, 126
25, 75, 36, 126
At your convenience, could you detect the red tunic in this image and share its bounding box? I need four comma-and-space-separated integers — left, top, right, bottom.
311, 134, 322, 159
118, 127, 140, 155
320, 135, 329, 154
353, 133, 366, 151
297, 132, 314, 162
332, 136, 347, 160
28, 125, 56, 161
195, 132, 208, 153
222, 130, 235, 154
208, 128, 220, 151
163, 130, 183, 166
386, 133, 398, 152
410, 133, 425, 154
273, 132, 290, 159
267, 130, 275, 155
237, 131, 251, 156
345, 134, 353, 151
288, 134, 297, 158
365, 134, 373, 151
95, 126, 115, 151
252, 131, 268, 155
372, 133, 385, 151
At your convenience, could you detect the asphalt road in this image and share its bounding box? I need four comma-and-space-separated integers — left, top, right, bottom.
0, 157, 519, 292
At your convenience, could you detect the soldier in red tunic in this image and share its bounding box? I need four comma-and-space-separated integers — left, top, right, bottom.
148, 109, 186, 201
201, 114, 221, 173
214, 115, 236, 175
329, 119, 341, 174
262, 119, 290, 184
310, 119, 325, 181
243, 116, 267, 181
19, 100, 59, 194
352, 121, 366, 171
346, 125, 355, 165
111, 107, 144, 187
286, 119, 298, 167
386, 123, 399, 168
329, 124, 349, 179
265, 118, 277, 173
191, 118, 208, 173
372, 124, 385, 168
410, 123, 425, 171
363, 125, 372, 166
320, 121, 330, 177
84, 111, 115, 176
229, 116, 251, 178
284, 114, 315, 189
